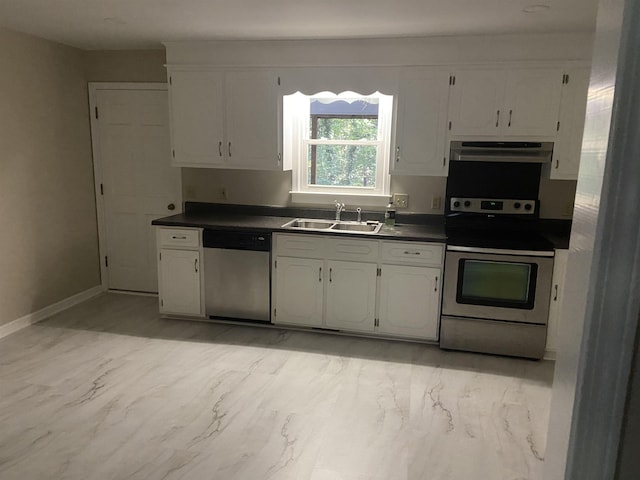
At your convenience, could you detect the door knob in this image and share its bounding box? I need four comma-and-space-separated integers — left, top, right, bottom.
167, 203, 176, 211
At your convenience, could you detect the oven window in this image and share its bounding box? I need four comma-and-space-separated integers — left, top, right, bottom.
457, 260, 537, 309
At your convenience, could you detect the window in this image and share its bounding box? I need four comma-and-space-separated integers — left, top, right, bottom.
284, 91, 393, 205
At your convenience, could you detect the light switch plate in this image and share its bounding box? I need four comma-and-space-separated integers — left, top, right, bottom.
431, 196, 442, 210
393, 193, 409, 208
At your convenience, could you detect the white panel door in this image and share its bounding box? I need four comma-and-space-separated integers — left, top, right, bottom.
393, 67, 451, 176
225, 70, 281, 170
504, 68, 564, 137
378, 264, 441, 340
169, 70, 225, 166
96, 88, 180, 292
325, 260, 377, 333
274, 256, 324, 327
158, 249, 201, 315
448, 69, 506, 136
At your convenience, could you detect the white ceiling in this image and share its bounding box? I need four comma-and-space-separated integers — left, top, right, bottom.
0, 0, 599, 50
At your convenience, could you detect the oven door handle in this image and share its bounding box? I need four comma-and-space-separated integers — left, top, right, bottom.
446, 245, 555, 257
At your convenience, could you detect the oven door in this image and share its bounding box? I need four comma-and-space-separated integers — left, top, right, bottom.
442, 247, 554, 325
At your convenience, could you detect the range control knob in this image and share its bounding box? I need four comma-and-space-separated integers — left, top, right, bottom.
453, 201, 461, 208
514, 202, 521, 209
464, 200, 471, 207
524, 203, 533, 211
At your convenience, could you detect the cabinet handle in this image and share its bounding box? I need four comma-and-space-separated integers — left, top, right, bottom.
496, 110, 500, 127
403, 251, 421, 255
396, 146, 400, 163
228, 142, 232, 158
554, 284, 558, 301
329, 267, 332, 283
171, 235, 187, 240
319, 267, 322, 282
195, 258, 198, 273
218, 141, 222, 157
508, 110, 513, 127
434, 276, 438, 292
555, 159, 559, 169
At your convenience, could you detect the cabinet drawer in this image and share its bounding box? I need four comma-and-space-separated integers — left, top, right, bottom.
381, 241, 443, 266
274, 233, 325, 258
158, 228, 200, 248
326, 237, 379, 262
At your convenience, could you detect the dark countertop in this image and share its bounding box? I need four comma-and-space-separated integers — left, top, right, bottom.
151, 202, 571, 248
152, 210, 448, 243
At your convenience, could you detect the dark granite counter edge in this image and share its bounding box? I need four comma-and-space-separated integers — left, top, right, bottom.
152, 202, 571, 248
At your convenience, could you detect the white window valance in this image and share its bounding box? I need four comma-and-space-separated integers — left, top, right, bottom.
278, 67, 399, 96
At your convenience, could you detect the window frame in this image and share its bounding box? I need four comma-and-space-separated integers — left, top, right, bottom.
285, 91, 393, 206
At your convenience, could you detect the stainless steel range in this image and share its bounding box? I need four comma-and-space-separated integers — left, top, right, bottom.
440, 142, 555, 359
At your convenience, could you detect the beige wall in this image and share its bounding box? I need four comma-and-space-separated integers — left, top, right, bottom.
84, 49, 167, 83
182, 166, 575, 217
0, 28, 100, 326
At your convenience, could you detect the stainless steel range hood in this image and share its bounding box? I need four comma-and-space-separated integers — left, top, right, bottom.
450, 141, 554, 163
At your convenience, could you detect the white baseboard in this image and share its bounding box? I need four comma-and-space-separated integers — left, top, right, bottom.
0, 285, 106, 340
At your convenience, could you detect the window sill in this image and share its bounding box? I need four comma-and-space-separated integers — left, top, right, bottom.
290, 191, 391, 207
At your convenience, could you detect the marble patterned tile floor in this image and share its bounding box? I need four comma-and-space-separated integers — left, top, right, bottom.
0, 293, 554, 480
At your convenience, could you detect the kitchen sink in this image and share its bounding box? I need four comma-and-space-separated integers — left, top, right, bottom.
330, 221, 383, 233
281, 219, 334, 230
281, 218, 383, 234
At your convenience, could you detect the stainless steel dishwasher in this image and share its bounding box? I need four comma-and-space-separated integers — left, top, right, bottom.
203, 229, 271, 323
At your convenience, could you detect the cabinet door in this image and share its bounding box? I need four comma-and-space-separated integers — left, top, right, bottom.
551, 68, 590, 180
225, 70, 282, 170
274, 256, 324, 327
168, 70, 225, 166
393, 67, 450, 176
504, 68, 564, 137
378, 264, 441, 340
546, 250, 569, 354
325, 260, 377, 333
158, 249, 201, 315
448, 69, 506, 136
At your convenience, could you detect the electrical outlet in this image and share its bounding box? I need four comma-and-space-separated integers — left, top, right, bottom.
393, 193, 409, 208
431, 196, 442, 210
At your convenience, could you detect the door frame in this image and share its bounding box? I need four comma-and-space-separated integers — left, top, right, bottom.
88, 82, 181, 291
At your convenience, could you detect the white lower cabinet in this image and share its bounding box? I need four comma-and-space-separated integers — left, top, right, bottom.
158, 249, 202, 316
156, 227, 204, 317
274, 256, 324, 327
546, 249, 569, 355
272, 233, 444, 341
378, 264, 441, 340
325, 260, 377, 333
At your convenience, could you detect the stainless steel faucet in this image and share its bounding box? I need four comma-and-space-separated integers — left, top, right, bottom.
356, 207, 362, 223
334, 200, 345, 221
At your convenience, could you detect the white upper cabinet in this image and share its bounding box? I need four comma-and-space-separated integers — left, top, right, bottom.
393, 67, 451, 176
551, 67, 590, 180
225, 70, 282, 170
168, 68, 284, 170
504, 68, 564, 137
448, 67, 564, 137
448, 69, 506, 136
169, 70, 225, 166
